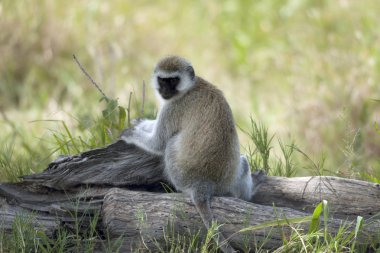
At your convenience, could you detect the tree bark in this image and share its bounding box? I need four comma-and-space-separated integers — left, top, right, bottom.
0, 140, 379, 251
253, 175, 380, 219
102, 188, 380, 252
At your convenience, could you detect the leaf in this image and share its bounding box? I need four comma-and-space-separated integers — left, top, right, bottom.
62, 121, 80, 153
239, 215, 312, 233
99, 96, 109, 103
351, 216, 364, 251
102, 99, 118, 119
354, 216, 363, 239
118, 106, 126, 130
36, 231, 52, 253
308, 201, 323, 234
323, 200, 329, 238
360, 173, 380, 183
375, 122, 380, 135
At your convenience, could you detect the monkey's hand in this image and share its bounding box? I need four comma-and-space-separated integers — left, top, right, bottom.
120, 125, 145, 147
120, 118, 155, 139
119, 127, 135, 139
131, 118, 144, 126
120, 126, 164, 156
132, 119, 157, 133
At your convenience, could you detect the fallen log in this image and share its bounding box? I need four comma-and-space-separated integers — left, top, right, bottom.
22, 140, 165, 190
0, 140, 379, 251
102, 188, 380, 252
1, 184, 379, 252
21, 140, 380, 219
254, 175, 380, 219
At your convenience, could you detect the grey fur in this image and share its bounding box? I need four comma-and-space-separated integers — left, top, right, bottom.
122, 56, 255, 253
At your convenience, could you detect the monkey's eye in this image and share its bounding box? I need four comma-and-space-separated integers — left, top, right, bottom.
158, 77, 180, 87
168, 77, 180, 84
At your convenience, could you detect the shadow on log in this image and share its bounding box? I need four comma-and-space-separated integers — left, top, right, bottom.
1, 140, 380, 251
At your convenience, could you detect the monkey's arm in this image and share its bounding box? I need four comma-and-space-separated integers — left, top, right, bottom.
121, 113, 172, 156
121, 130, 164, 156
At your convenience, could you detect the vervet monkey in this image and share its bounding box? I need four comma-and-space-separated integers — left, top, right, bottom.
122, 56, 255, 253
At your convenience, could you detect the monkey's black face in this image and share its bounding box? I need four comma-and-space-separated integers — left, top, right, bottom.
157, 76, 180, 99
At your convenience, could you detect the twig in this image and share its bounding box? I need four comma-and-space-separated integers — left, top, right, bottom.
127, 91, 133, 127
141, 80, 146, 117
72, 54, 108, 99
0, 109, 19, 138
0, 109, 10, 123
1, 109, 19, 135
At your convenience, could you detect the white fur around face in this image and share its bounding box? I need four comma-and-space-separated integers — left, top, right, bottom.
151, 70, 180, 90
151, 71, 195, 105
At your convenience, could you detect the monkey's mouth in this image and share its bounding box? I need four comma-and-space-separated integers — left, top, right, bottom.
159, 87, 178, 100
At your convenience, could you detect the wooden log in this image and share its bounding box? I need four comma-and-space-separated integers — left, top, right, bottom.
0, 183, 108, 236
0, 181, 379, 251
253, 176, 380, 219
102, 188, 380, 251
0, 140, 379, 251
22, 140, 165, 190
21, 140, 380, 219
0, 196, 59, 237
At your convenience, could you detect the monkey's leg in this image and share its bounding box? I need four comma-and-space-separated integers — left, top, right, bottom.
191, 185, 237, 253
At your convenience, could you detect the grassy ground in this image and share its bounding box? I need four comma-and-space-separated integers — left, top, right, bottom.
0, 0, 380, 252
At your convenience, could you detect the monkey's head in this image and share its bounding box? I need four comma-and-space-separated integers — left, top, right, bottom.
152, 56, 196, 100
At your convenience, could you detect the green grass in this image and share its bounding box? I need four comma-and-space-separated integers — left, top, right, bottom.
2, 110, 379, 252
1, 0, 380, 176
1, 0, 380, 251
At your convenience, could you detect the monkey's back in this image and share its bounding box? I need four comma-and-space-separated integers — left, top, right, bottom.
167, 77, 240, 194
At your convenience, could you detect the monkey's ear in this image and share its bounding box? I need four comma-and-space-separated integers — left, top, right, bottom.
187, 66, 195, 80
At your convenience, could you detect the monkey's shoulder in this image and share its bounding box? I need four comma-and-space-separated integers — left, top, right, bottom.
185, 77, 227, 104
178, 77, 235, 123
194, 76, 222, 92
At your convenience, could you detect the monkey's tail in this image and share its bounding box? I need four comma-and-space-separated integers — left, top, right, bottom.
191, 184, 237, 253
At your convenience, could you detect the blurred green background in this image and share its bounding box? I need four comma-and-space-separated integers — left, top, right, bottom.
1, 0, 379, 180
